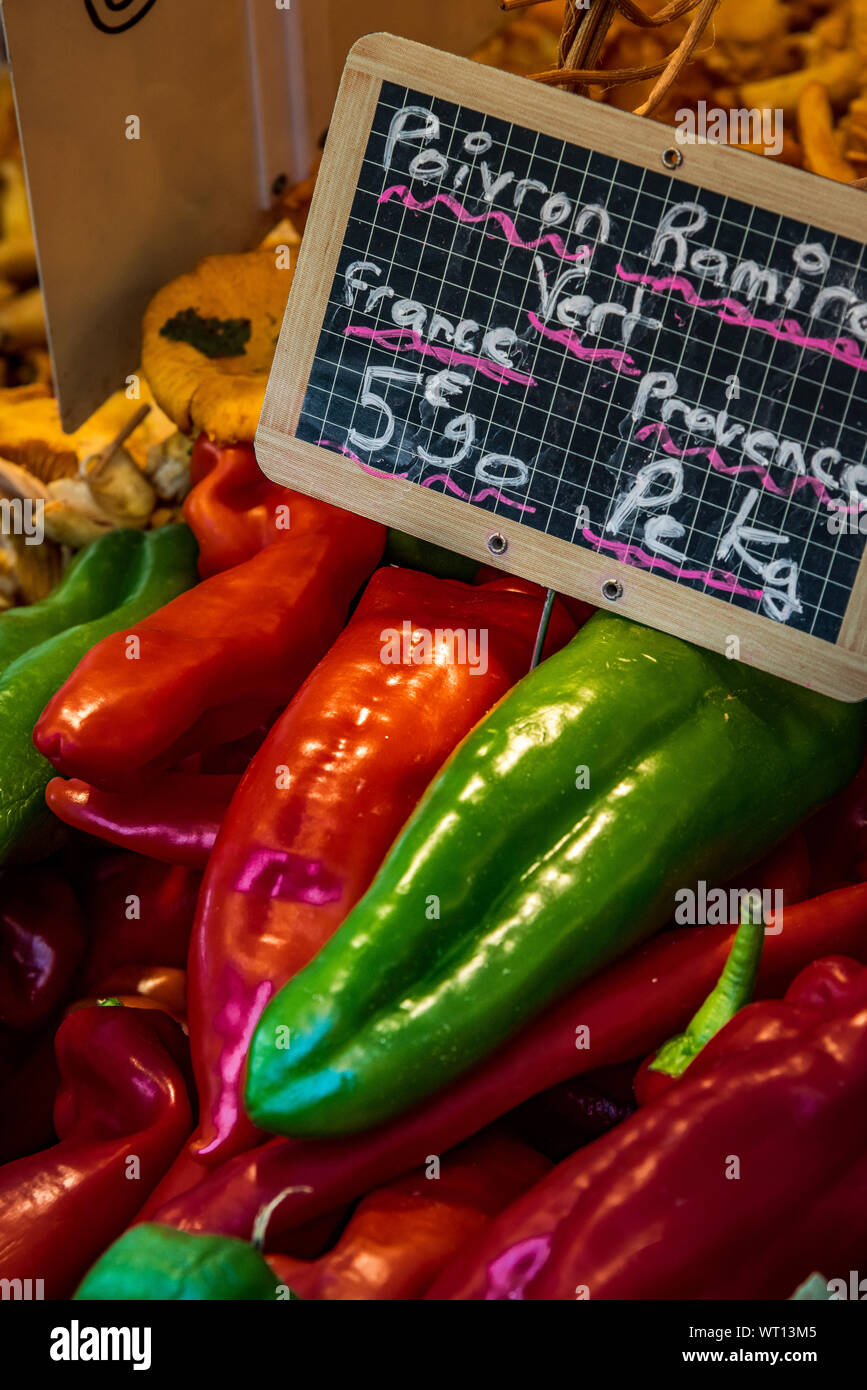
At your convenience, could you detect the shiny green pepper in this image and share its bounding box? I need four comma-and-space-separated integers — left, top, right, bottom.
383, 528, 479, 582
0, 529, 146, 676
74, 1224, 296, 1300
246, 612, 866, 1137
0, 523, 198, 863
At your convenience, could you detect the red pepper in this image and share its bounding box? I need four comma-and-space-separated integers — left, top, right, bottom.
133, 1141, 213, 1223
76, 851, 201, 988
188, 566, 575, 1165
427, 955, 867, 1300
715, 958, 867, 1299
199, 722, 275, 774
0, 1003, 192, 1298
747, 1149, 867, 1300
148, 882, 867, 1245
266, 1133, 550, 1300
718, 827, 811, 920
807, 752, 867, 892
74, 966, 188, 1028
91, 965, 186, 1014
0, 866, 85, 1030
474, 564, 596, 633
185, 436, 319, 578
34, 511, 385, 786
45, 772, 240, 869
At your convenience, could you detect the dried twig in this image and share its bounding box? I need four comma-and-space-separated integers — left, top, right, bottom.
557, 1, 619, 95
634, 0, 721, 117
526, 0, 720, 107
85, 403, 151, 481
534, 55, 673, 87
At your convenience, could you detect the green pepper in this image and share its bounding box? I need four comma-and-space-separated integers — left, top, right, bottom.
0, 523, 198, 863
74, 1224, 295, 1300
245, 612, 866, 1138
0, 529, 146, 676
383, 528, 479, 582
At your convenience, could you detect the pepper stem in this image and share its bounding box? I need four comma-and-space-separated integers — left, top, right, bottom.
649, 890, 765, 1079
251, 1184, 314, 1252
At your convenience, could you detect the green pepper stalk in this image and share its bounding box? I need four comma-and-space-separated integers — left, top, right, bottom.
648, 893, 766, 1083
790, 1273, 833, 1301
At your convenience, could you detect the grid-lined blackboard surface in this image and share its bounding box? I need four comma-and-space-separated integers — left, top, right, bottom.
297, 81, 867, 642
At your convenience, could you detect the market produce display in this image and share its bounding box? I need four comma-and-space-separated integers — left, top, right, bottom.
2, 0, 867, 1310
245, 616, 864, 1137
427, 956, 867, 1300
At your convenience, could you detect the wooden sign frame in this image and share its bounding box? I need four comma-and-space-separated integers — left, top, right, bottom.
256, 33, 867, 701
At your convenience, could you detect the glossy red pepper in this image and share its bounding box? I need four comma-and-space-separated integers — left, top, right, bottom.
0, 866, 84, 1030
185, 436, 321, 579
75, 851, 201, 988
717, 959, 867, 1300
0, 1003, 193, 1298
266, 1133, 550, 1300
474, 565, 596, 632
45, 773, 240, 869
92, 965, 186, 1013
428, 955, 867, 1300
148, 883, 867, 1245
34, 511, 385, 786
74, 966, 188, 1028
188, 566, 575, 1165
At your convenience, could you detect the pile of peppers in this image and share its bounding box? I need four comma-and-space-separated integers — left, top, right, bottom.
2, 432, 867, 1302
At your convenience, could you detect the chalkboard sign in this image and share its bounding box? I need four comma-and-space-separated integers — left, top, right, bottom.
257, 35, 867, 700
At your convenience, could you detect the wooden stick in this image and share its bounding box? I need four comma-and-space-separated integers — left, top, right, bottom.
634, 0, 721, 116
86, 403, 151, 479
559, 0, 619, 95
499, 0, 547, 11
611, 0, 704, 28
532, 55, 672, 87
543, 0, 717, 99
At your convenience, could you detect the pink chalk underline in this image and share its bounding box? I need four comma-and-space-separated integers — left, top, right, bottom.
343, 325, 535, 388
315, 439, 536, 513
344, 315, 638, 385
582, 526, 764, 600
527, 311, 640, 376
615, 265, 867, 373
378, 185, 592, 264
639, 421, 862, 512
